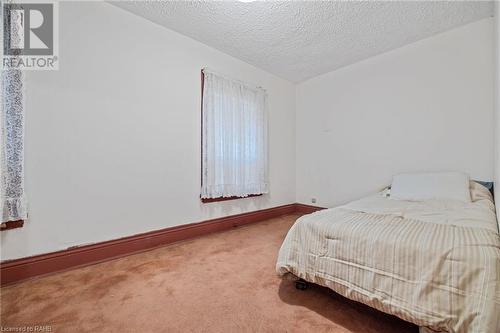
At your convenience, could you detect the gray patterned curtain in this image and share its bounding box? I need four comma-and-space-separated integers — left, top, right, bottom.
1, 69, 27, 222
1, 1, 27, 222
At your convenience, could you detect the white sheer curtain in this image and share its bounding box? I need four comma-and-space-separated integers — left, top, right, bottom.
201, 69, 269, 199
1, 2, 27, 221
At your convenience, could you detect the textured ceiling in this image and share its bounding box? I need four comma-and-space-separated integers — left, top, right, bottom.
111, 1, 494, 83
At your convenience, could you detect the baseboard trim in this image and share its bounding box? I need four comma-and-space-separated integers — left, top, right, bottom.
1, 203, 324, 286
295, 203, 326, 214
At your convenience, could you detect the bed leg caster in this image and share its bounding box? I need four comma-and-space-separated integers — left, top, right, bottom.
295, 279, 308, 290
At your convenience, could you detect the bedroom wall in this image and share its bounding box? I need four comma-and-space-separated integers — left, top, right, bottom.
296, 18, 495, 208
0, 2, 296, 260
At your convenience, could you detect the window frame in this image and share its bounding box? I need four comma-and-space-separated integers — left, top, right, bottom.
0, 220, 24, 231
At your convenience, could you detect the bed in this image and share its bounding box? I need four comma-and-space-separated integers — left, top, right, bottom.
276, 180, 500, 333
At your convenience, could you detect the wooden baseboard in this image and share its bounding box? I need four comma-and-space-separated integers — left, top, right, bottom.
295, 203, 326, 214
1, 203, 324, 286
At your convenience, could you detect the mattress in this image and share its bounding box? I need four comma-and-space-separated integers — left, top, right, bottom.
276, 182, 500, 333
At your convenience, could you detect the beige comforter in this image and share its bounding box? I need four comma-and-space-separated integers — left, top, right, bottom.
276, 182, 500, 333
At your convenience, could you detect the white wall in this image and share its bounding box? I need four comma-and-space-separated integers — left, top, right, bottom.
495, 3, 500, 222
296, 18, 495, 207
0, 2, 296, 260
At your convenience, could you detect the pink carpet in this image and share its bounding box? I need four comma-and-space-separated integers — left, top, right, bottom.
1, 214, 417, 332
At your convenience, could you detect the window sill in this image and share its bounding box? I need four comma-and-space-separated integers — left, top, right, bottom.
201, 194, 263, 203
1, 220, 24, 231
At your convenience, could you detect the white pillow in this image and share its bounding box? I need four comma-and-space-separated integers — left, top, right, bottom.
390, 172, 471, 203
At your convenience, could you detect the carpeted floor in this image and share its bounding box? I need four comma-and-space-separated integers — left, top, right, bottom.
1, 214, 418, 333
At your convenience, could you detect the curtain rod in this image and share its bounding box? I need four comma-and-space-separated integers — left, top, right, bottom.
202, 68, 266, 93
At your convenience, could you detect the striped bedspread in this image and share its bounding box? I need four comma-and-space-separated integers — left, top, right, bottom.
276, 182, 500, 333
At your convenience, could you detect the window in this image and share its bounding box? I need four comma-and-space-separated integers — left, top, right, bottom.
201, 69, 269, 201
